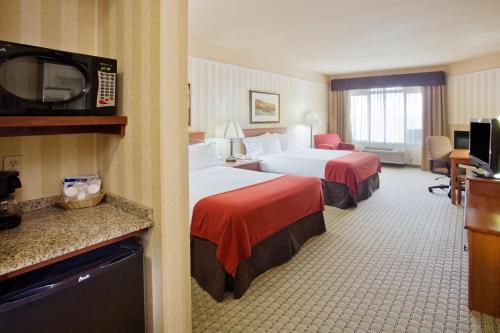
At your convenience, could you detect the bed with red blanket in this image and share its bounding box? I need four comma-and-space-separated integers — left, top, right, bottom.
256, 149, 380, 209
189, 166, 326, 301
322, 151, 381, 208
242, 128, 381, 209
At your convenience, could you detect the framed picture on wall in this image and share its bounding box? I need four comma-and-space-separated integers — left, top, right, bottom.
249, 90, 280, 123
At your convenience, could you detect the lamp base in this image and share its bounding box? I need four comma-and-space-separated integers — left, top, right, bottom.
225, 156, 237, 162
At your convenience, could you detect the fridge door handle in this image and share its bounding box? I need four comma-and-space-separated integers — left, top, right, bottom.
4, 284, 57, 303
2, 273, 89, 307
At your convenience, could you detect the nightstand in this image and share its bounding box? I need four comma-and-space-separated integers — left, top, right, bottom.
224, 159, 261, 171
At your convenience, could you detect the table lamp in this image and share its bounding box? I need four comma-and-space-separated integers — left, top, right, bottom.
224, 121, 245, 162
304, 112, 322, 148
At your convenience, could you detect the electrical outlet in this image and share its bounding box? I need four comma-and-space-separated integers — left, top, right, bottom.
3, 155, 23, 174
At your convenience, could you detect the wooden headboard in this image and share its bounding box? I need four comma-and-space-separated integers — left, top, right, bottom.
242, 127, 287, 138
240, 127, 287, 154
189, 132, 205, 144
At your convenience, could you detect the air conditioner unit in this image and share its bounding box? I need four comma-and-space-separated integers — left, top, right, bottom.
362, 147, 406, 165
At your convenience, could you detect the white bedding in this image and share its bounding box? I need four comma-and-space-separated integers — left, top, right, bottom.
259, 148, 353, 179
189, 166, 283, 221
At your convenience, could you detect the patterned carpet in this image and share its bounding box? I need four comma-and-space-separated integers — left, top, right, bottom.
191, 166, 499, 332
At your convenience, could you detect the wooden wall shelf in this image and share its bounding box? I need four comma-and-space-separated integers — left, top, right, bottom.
0, 116, 127, 137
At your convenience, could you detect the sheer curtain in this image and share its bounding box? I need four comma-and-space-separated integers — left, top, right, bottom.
349, 86, 423, 164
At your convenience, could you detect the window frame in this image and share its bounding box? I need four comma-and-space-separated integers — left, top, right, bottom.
348, 86, 423, 147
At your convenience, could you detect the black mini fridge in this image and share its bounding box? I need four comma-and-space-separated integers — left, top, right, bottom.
0, 241, 145, 333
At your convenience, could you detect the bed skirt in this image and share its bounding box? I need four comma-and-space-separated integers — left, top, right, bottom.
190, 211, 326, 302
322, 172, 380, 209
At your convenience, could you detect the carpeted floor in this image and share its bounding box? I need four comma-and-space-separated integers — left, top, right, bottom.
191, 166, 499, 332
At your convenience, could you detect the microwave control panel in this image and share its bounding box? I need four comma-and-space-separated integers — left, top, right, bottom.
96, 64, 116, 108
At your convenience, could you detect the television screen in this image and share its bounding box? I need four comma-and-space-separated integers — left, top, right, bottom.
470, 122, 490, 164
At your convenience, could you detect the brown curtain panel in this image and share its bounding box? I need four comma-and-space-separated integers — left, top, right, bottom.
421, 85, 447, 170
328, 90, 351, 142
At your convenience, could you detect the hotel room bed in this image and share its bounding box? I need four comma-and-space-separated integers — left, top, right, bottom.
189, 158, 325, 301
242, 128, 381, 209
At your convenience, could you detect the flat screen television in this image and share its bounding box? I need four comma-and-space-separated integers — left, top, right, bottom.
469, 118, 500, 178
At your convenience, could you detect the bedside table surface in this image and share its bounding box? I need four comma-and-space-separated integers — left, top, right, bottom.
224, 159, 261, 167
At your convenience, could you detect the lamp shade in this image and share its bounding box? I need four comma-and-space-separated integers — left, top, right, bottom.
304, 112, 322, 126
224, 121, 245, 139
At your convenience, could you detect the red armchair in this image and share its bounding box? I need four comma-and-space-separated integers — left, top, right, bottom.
314, 134, 355, 150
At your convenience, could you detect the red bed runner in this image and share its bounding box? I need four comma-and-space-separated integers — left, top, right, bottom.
324, 152, 381, 195
191, 175, 324, 276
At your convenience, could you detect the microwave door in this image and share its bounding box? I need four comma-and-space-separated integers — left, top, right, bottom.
41, 62, 85, 104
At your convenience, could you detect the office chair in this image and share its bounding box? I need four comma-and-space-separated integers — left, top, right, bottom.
426, 136, 453, 196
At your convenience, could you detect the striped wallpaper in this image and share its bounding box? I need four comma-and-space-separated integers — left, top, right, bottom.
0, 0, 164, 208
188, 57, 329, 150
0, 0, 99, 202
96, 0, 161, 213
448, 68, 500, 126
0, 1, 187, 332
95, 1, 168, 332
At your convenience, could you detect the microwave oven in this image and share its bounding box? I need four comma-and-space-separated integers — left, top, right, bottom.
0, 40, 116, 116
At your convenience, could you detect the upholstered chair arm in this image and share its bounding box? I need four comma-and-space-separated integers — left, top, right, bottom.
338, 142, 355, 150
316, 144, 336, 150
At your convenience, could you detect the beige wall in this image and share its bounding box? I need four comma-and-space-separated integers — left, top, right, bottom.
96, 1, 165, 331
0, 0, 99, 202
188, 57, 329, 152
447, 51, 500, 76
96, 1, 190, 331
96, 1, 161, 214
446, 52, 500, 137
159, 0, 190, 329
0, 0, 190, 332
447, 67, 500, 136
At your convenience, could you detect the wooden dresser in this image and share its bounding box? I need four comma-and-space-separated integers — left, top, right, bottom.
464, 176, 500, 317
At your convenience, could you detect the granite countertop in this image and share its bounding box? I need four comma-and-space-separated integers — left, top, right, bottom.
0, 194, 154, 280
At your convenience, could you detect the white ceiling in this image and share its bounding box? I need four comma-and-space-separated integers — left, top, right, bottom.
189, 0, 500, 75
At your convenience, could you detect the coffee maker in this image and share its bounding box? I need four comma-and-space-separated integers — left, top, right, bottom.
0, 171, 22, 230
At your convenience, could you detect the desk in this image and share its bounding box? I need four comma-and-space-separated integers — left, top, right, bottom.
450, 149, 471, 205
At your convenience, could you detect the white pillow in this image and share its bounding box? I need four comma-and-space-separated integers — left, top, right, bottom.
259, 133, 282, 155
279, 133, 299, 151
243, 133, 282, 157
242, 136, 263, 158
189, 143, 221, 171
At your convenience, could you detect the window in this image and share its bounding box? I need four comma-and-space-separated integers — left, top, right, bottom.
349, 86, 422, 146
